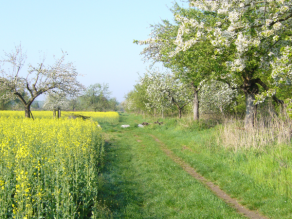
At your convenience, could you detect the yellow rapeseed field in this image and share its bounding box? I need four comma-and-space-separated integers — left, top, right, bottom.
0, 111, 116, 218
0, 111, 120, 124
66, 111, 119, 124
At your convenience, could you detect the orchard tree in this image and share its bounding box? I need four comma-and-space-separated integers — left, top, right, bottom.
140, 69, 172, 117
0, 91, 14, 110
43, 93, 70, 112
0, 45, 84, 118
136, 4, 230, 121
171, 0, 291, 127
144, 69, 193, 118
124, 79, 150, 114
81, 83, 112, 111
108, 97, 119, 111
199, 80, 238, 115
67, 96, 80, 111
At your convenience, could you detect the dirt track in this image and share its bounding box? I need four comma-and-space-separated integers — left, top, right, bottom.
149, 134, 269, 219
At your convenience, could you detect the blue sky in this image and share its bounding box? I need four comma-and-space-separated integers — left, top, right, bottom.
0, 0, 185, 102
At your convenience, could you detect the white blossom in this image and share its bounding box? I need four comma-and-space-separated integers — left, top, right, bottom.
273, 22, 282, 30
170, 0, 292, 88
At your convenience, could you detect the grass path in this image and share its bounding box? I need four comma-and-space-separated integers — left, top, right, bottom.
149, 134, 268, 219
98, 115, 250, 218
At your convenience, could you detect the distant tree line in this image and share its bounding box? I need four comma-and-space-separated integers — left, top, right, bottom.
43, 83, 119, 112
0, 45, 119, 114
0, 83, 119, 112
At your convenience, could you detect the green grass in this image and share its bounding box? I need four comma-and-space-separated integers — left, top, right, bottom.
154, 132, 292, 218
132, 114, 292, 218
98, 113, 292, 218
98, 115, 245, 218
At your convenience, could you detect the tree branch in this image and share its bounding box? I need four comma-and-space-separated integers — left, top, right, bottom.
26, 81, 34, 97
32, 64, 43, 92
14, 92, 27, 105
254, 78, 284, 105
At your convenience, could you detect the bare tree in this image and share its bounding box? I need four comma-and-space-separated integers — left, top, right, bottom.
0, 45, 84, 118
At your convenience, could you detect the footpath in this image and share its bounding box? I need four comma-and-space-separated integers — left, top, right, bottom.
98, 114, 268, 219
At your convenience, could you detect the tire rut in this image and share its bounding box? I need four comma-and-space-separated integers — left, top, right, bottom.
149, 134, 268, 219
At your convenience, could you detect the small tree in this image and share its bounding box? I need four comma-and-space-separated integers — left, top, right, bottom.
0, 45, 84, 118
67, 96, 80, 111
140, 70, 173, 118
43, 93, 70, 118
81, 83, 112, 111
145, 70, 193, 118
123, 82, 150, 115
199, 80, 238, 116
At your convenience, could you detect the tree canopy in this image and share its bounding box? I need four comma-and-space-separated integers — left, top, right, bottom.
131, 1, 292, 126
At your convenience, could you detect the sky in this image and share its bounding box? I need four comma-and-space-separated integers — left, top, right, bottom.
0, 0, 186, 102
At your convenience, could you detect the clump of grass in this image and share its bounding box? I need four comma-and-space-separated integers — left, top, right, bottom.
219, 115, 292, 150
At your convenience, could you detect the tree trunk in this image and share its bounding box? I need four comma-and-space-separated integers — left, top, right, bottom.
53, 109, 56, 118
24, 105, 31, 118
178, 108, 182, 119
193, 89, 199, 121
244, 92, 257, 128
219, 106, 225, 117
57, 108, 61, 118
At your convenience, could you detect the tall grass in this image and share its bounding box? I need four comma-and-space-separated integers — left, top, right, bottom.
219, 115, 292, 150
216, 115, 292, 204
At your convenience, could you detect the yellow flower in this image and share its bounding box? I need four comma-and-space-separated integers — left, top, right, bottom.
0, 110, 107, 216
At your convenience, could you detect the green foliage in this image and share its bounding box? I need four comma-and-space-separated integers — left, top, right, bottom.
285, 99, 292, 118
78, 83, 118, 112
123, 78, 150, 114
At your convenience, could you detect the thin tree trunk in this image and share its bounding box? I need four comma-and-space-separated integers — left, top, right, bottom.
53, 109, 56, 118
178, 108, 182, 119
57, 108, 61, 118
244, 92, 257, 128
193, 89, 199, 121
30, 111, 34, 120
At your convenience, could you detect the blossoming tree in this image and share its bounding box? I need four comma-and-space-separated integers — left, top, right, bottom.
140, 69, 173, 118
199, 80, 238, 115
0, 45, 84, 118
171, 0, 291, 127
136, 5, 234, 120
143, 69, 193, 118
43, 93, 70, 118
